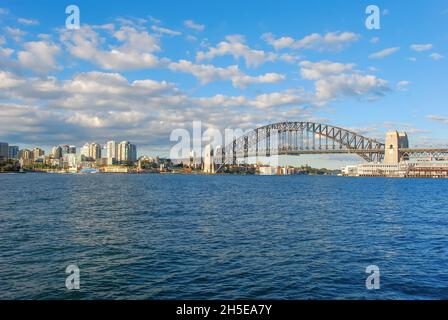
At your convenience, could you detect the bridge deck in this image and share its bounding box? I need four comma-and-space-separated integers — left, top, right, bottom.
229, 148, 448, 157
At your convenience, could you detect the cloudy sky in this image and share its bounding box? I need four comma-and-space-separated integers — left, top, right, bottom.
0, 0, 448, 166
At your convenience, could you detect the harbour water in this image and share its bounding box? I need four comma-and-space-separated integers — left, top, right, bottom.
0, 173, 448, 299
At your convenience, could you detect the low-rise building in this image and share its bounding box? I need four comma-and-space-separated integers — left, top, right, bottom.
342, 158, 448, 178
102, 165, 131, 173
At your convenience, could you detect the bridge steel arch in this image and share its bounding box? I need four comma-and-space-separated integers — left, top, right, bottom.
218, 121, 385, 168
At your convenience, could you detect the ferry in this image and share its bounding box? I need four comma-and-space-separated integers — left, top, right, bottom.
79, 168, 100, 174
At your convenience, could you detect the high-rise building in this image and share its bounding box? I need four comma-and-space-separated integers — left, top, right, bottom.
18, 149, 33, 167
61, 145, 70, 156
18, 149, 31, 160
89, 143, 101, 160
106, 140, 117, 164
51, 146, 63, 159
32, 147, 44, 160
106, 140, 117, 158
81, 143, 90, 158
117, 141, 137, 164
60, 145, 76, 155
0, 142, 9, 160
8, 146, 19, 159
80, 142, 101, 160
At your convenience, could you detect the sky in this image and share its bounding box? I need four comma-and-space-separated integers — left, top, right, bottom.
0, 0, 448, 168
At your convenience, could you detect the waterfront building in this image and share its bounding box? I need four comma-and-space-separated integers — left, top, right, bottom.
357, 163, 407, 177
8, 146, 19, 159
61, 145, 70, 155
89, 143, 101, 160
102, 165, 131, 173
257, 166, 298, 175
18, 149, 31, 160
49, 158, 62, 167
117, 141, 137, 164
80, 142, 102, 160
341, 165, 358, 176
0, 142, 8, 160
81, 143, 90, 158
18, 148, 32, 167
96, 158, 109, 166
32, 147, 45, 160
258, 166, 278, 175
203, 144, 214, 173
51, 146, 63, 159
106, 140, 118, 164
342, 158, 448, 178
62, 153, 79, 168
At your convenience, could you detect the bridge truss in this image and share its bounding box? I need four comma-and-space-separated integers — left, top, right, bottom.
217, 122, 386, 170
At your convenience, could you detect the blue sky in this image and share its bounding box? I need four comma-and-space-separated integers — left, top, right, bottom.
0, 0, 448, 167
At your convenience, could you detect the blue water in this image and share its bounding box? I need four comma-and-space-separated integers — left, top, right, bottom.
0, 173, 448, 299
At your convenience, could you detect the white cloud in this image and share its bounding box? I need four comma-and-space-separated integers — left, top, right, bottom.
17, 18, 40, 26
4, 26, 27, 41
184, 20, 205, 31
17, 41, 60, 73
410, 43, 433, 52
148, 16, 162, 24
427, 115, 448, 125
314, 73, 389, 102
234, 72, 286, 88
0, 8, 8, 14
0, 71, 25, 88
0, 65, 392, 148
369, 47, 400, 59
429, 53, 444, 60
186, 35, 197, 42
370, 37, 380, 44
61, 25, 164, 70
168, 59, 285, 88
197, 34, 277, 68
64, 71, 176, 96
248, 91, 309, 109
299, 61, 355, 80
151, 25, 181, 36
396, 80, 411, 91
262, 31, 359, 51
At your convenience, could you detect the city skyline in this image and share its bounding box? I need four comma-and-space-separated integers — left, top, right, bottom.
0, 0, 448, 169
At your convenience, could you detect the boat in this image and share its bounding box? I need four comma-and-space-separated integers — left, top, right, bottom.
79, 168, 100, 174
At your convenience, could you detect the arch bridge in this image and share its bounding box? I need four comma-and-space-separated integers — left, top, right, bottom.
216, 122, 386, 169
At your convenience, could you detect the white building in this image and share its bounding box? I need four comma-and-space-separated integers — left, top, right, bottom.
258, 166, 277, 175
117, 141, 137, 164
203, 144, 214, 173
51, 146, 63, 159
81, 143, 90, 158
80, 142, 101, 160
63, 153, 79, 168
106, 140, 117, 164
341, 165, 359, 176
